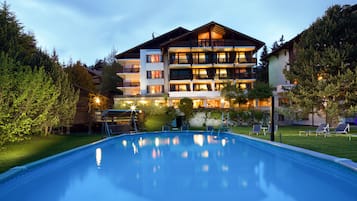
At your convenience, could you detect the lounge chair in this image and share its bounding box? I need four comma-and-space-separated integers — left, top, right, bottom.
334, 123, 349, 134
249, 124, 262, 135
314, 123, 330, 136
298, 123, 329, 136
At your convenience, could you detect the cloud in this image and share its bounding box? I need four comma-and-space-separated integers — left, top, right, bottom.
7, 0, 357, 65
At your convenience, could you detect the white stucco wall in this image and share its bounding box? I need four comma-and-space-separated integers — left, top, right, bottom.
268, 49, 290, 88
140, 49, 164, 94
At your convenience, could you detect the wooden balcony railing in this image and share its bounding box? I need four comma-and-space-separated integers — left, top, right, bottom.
169, 53, 257, 65
119, 68, 140, 73
118, 82, 140, 87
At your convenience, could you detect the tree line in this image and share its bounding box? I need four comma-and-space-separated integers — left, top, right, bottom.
0, 3, 78, 145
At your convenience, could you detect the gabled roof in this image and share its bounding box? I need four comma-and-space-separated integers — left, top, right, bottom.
264, 34, 301, 60
87, 68, 102, 77
116, 21, 265, 59
115, 27, 190, 59
160, 21, 265, 51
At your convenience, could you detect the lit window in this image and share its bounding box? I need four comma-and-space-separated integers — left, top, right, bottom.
215, 83, 224, 91
147, 71, 164, 79
238, 52, 246, 62
193, 69, 208, 79
178, 53, 189, 64
216, 69, 227, 78
152, 71, 162, 79
146, 54, 162, 63
147, 85, 164, 94
193, 84, 211, 91
217, 52, 227, 63
170, 84, 190, 91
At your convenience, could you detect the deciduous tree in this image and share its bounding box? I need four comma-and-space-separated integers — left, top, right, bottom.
220, 82, 247, 107
0, 54, 59, 144
65, 61, 96, 92
178, 98, 193, 123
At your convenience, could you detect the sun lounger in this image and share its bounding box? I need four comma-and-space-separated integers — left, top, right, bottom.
334, 123, 349, 134
249, 124, 262, 135
299, 123, 329, 137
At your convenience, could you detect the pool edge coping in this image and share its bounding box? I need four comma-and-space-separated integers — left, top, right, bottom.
230, 132, 357, 172
0, 136, 115, 183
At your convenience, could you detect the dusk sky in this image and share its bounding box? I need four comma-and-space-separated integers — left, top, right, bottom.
6, 0, 357, 65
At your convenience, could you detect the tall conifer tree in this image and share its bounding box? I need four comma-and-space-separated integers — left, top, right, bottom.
284, 5, 357, 125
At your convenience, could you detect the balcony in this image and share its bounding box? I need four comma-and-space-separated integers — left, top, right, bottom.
169, 91, 221, 98
118, 67, 140, 73
168, 39, 247, 47
169, 71, 255, 80
170, 75, 193, 80
192, 75, 213, 80
236, 72, 256, 79
277, 84, 295, 93
118, 82, 140, 88
214, 74, 235, 79
170, 69, 193, 80
237, 57, 257, 64
169, 52, 257, 65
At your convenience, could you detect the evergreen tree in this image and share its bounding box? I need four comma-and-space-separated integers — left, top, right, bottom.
271, 41, 280, 51
0, 3, 79, 142
284, 5, 357, 125
248, 82, 273, 99
278, 35, 285, 46
0, 2, 37, 67
50, 65, 79, 134
100, 62, 123, 98
65, 61, 96, 92
256, 45, 269, 82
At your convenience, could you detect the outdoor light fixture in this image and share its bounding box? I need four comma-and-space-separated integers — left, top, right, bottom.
94, 96, 101, 105
130, 105, 136, 111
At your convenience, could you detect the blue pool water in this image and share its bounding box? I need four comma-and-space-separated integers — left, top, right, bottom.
0, 131, 357, 201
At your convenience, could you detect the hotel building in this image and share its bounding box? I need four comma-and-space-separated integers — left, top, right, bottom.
115, 21, 264, 109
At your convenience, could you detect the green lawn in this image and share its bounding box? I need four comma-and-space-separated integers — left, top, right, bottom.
231, 125, 357, 162
0, 134, 103, 173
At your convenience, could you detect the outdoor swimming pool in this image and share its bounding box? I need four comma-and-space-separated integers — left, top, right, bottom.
0, 131, 356, 201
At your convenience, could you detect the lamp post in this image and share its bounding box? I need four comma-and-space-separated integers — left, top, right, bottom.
322, 97, 328, 124
270, 91, 277, 142
130, 105, 137, 132
88, 94, 101, 134
318, 74, 328, 125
